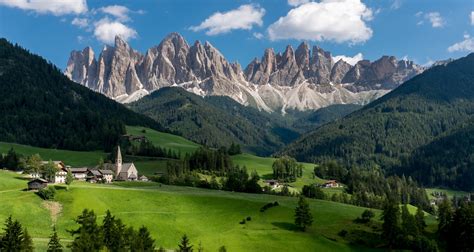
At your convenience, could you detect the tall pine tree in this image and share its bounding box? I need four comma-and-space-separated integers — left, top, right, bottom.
47, 226, 63, 252
294, 196, 313, 231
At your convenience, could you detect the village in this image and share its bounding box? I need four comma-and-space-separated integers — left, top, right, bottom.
27, 146, 148, 190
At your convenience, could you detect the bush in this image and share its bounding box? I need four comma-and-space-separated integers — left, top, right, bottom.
36, 186, 56, 200
246, 216, 251, 221
239, 219, 246, 224
338, 230, 348, 237
260, 202, 279, 212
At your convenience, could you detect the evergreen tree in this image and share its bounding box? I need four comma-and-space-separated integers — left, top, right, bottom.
437, 197, 453, 239
131, 226, 155, 251
294, 196, 313, 231
218, 246, 227, 252
445, 202, 474, 252
381, 197, 400, 249
21, 228, 34, 252
415, 207, 426, 233
178, 234, 193, 252
0, 216, 33, 251
0, 216, 23, 251
69, 209, 103, 251
401, 204, 419, 240
47, 226, 63, 252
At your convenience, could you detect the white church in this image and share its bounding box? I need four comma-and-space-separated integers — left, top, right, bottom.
114, 146, 138, 181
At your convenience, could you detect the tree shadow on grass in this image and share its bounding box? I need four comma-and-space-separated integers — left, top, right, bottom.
271, 222, 300, 231
14, 176, 31, 181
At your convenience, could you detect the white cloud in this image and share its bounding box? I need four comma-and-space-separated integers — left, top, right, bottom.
190, 4, 265, 35
332, 53, 364, 66
99, 5, 130, 22
267, 0, 373, 44
470, 11, 474, 26
425, 12, 445, 28
448, 34, 474, 53
93, 18, 137, 44
288, 0, 310, 7
0, 0, 87, 15
253, 32, 264, 40
71, 17, 88, 28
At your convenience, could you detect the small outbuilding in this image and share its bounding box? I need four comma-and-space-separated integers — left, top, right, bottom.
27, 178, 48, 190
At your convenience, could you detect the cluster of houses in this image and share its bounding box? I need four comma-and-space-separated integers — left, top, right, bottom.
263, 179, 342, 191
28, 146, 148, 190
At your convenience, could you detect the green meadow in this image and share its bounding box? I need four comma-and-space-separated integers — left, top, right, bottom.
0, 170, 386, 251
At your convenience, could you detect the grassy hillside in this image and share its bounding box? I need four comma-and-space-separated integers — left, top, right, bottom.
0, 170, 389, 251
126, 126, 200, 155
0, 142, 105, 167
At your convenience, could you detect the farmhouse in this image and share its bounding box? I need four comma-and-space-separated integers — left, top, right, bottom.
323, 180, 340, 188
27, 178, 48, 190
69, 167, 88, 180
99, 169, 114, 183
41, 161, 68, 184
264, 179, 280, 189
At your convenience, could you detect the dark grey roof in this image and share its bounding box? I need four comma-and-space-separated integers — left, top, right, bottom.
28, 178, 48, 184
70, 167, 88, 173
89, 170, 101, 176
99, 169, 114, 175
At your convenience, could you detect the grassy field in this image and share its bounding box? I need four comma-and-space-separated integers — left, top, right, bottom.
0, 170, 386, 251
425, 188, 471, 200
126, 126, 200, 155
0, 142, 105, 167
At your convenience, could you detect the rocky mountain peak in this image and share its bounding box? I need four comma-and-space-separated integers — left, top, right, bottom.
66, 32, 424, 112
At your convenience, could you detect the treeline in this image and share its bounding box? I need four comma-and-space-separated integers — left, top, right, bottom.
309, 161, 431, 211
0, 149, 67, 182
272, 156, 303, 182
0, 39, 161, 152
120, 139, 181, 159
0, 210, 215, 251
159, 161, 262, 194
381, 195, 473, 251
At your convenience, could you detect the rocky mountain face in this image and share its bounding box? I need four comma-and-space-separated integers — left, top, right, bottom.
65, 33, 424, 112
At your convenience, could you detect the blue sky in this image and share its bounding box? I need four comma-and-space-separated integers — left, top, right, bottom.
0, 0, 473, 69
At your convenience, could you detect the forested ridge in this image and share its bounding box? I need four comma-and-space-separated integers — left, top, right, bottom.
282, 53, 474, 191
129, 87, 300, 155
0, 39, 162, 151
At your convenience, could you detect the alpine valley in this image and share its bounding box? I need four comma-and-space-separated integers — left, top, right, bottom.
65, 33, 424, 113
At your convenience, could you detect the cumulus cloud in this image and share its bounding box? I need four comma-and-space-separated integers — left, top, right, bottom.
267, 0, 373, 44
470, 11, 474, 26
99, 5, 131, 22
332, 53, 364, 66
93, 18, 137, 44
71, 17, 88, 28
288, 0, 310, 7
448, 34, 474, 53
190, 4, 265, 35
0, 0, 87, 15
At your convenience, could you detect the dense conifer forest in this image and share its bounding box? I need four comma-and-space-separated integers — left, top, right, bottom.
282, 54, 474, 191
0, 39, 162, 151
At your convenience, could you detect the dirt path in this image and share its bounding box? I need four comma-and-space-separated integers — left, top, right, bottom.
42, 201, 62, 224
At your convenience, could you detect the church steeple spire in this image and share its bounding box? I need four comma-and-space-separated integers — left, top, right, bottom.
115, 145, 122, 176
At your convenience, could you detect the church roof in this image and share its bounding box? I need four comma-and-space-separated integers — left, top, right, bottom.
121, 163, 135, 172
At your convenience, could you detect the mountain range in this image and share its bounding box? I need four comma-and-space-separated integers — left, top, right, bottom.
65, 33, 424, 113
